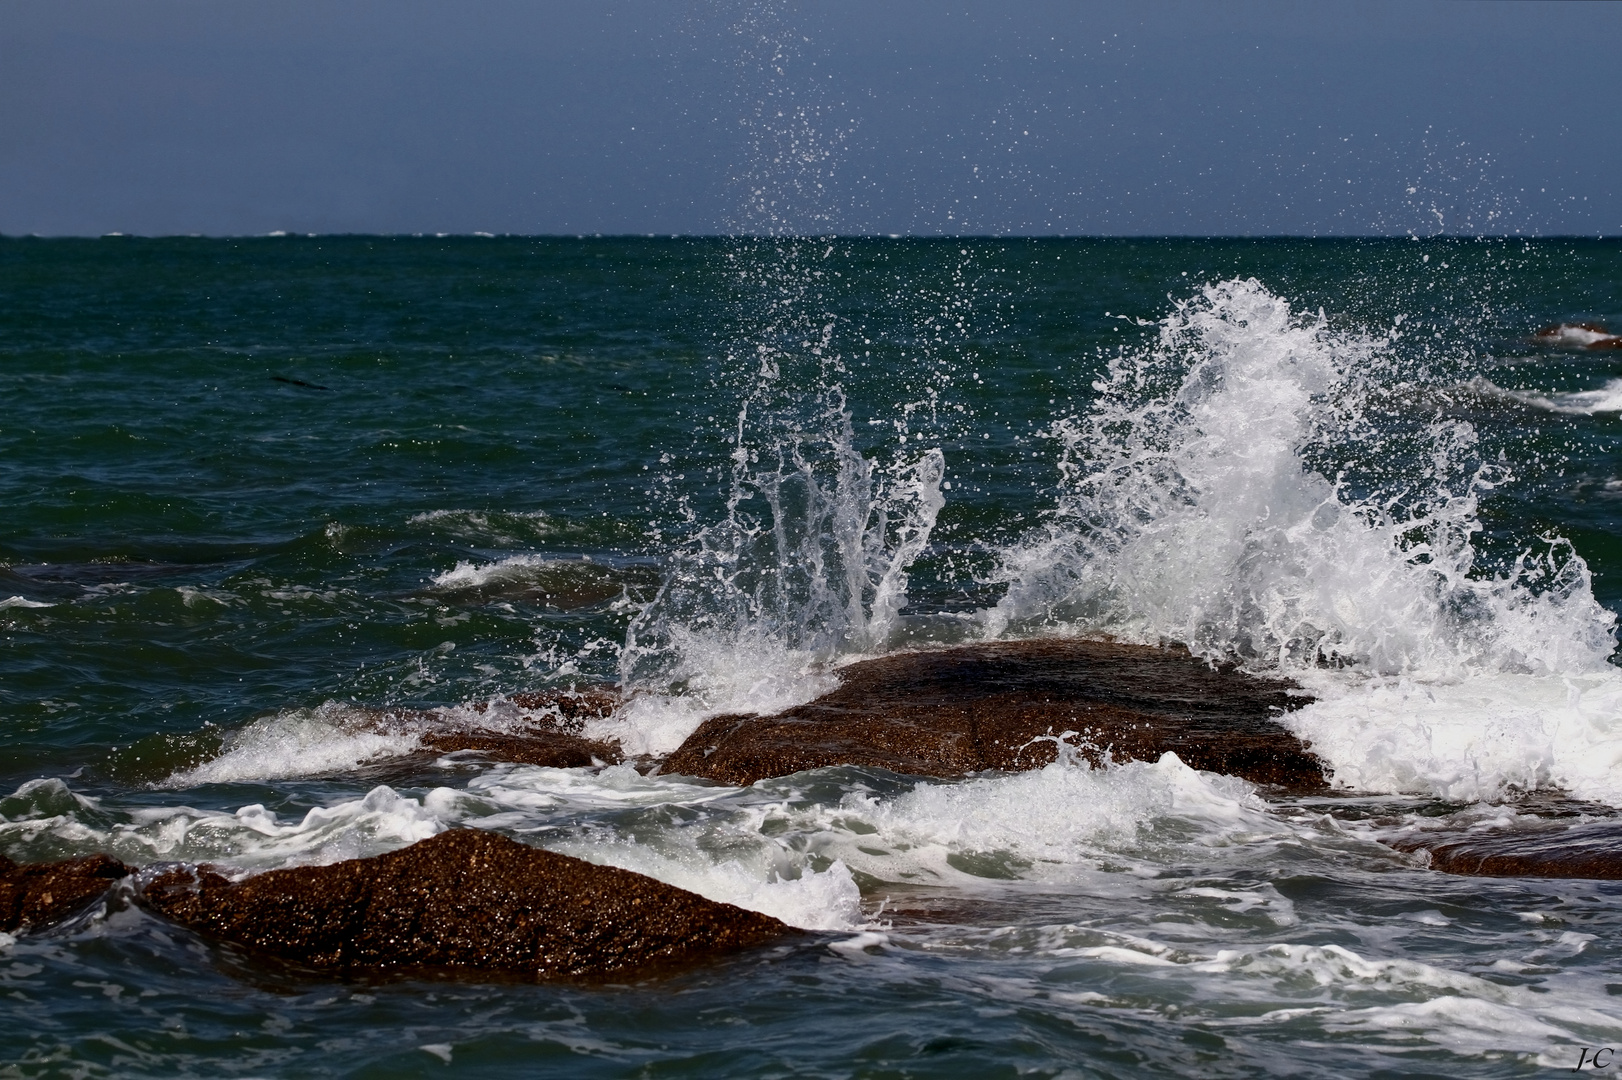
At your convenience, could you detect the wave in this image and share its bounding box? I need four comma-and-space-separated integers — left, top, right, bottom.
406, 509, 560, 545
427, 554, 655, 609
978, 278, 1622, 803
1469, 374, 1622, 416
1535, 322, 1622, 350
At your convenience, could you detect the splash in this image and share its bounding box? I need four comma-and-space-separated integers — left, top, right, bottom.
617, 240, 962, 731
619, 320, 947, 721
986, 278, 1622, 803
987, 278, 1615, 680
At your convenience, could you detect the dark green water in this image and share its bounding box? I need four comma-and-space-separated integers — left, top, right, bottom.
2, 236, 1622, 1077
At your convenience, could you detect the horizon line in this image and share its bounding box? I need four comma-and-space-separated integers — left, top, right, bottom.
3, 231, 1618, 242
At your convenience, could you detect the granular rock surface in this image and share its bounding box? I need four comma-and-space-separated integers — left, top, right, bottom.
0, 852, 131, 934
663, 639, 1324, 791
138, 829, 793, 979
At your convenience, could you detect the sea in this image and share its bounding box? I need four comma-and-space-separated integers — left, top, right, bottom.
2, 234, 1621, 1077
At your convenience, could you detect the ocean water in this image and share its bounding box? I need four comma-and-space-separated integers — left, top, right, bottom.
2, 235, 1622, 1077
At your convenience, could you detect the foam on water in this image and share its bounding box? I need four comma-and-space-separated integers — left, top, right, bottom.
163, 705, 422, 788
1285, 670, 1622, 804
826, 750, 1281, 884
1471, 374, 1622, 415
1536, 323, 1621, 349
987, 278, 1622, 803
407, 508, 558, 545
430, 554, 563, 591
3, 750, 1294, 931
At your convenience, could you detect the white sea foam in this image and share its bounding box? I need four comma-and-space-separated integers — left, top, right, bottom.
0, 596, 53, 610
1537, 323, 1621, 348
1284, 669, 1622, 804
587, 633, 840, 757
4, 746, 1301, 934
408, 509, 556, 544
430, 554, 561, 591
163, 705, 422, 788
0, 778, 449, 868
1020, 931, 1622, 1059
1472, 374, 1622, 415
987, 279, 1622, 804
827, 751, 1279, 882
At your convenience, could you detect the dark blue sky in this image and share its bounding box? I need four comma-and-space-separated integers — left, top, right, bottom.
2, 1, 1617, 236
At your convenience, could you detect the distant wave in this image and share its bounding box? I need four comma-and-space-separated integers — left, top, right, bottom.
1535, 322, 1622, 350
1469, 375, 1622, 415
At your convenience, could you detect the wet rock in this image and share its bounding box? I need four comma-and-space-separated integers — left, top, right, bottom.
418, 684, 622, 766
0, 852, 131, 933
418, 729, 621, 768
1535, 322, 1622, 350
663, 639, 1324, 791
357, 684, 625, 769
1390, 819, 1622, 879
139, 829, 794, 979
501, 685, 621, 727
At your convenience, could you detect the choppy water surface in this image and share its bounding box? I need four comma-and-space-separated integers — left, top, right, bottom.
2, 236, 1622, 1077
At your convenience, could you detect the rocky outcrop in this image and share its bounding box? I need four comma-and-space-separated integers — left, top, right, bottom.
418, 729, 621, 768
417, 685, 622, 766
372, 684, 624, 769
1535, 323, 1622, 350
138, 829, 794, 979
0, 852, 131, 934
1390, 819, 1622, 880
662, 639, 1325, 792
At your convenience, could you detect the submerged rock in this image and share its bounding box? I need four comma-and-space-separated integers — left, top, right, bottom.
1535, 322, 1622, 350
139, 829, 793, 979
418, 729, 621, 768
416, 684, 623, 767
1390, 819, 1622, 880
663, 639, 1324, 791
0, 852, 131, 934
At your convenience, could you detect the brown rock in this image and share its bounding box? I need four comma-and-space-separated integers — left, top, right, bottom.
663, 639, 1324, 792
1535, 322, 1622, 350
502, 685, 621, 727
417, 684, 623, 766
419, 729, 622, 768
138, 829, 794, 979
335, 684, 625, 771
0, 852, 131, 934
1390, 820, 1622, 879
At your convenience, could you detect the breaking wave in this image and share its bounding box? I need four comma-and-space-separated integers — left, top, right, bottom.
982, 279, 1622, 803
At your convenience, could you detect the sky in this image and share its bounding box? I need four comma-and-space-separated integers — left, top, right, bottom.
2, 0, 1617, 237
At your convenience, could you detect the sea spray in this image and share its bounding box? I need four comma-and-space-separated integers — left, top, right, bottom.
988, 277, 1615, 679
616, 242, 951, 745
989, 278, 1622, 802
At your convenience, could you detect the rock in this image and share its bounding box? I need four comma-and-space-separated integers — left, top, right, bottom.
663, 639, 1324, 791
332, 684, 624, 771
139, 829, 794, 979
417, 684, 623, 766
493, 685, 622, 729
0, 852, 131, 934
1535, 323, 1622, 350
418, 729, 621, 768
1390, 820, 1622, 879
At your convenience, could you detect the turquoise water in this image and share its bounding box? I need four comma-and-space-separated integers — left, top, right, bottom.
3, 236, 1622, 1076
